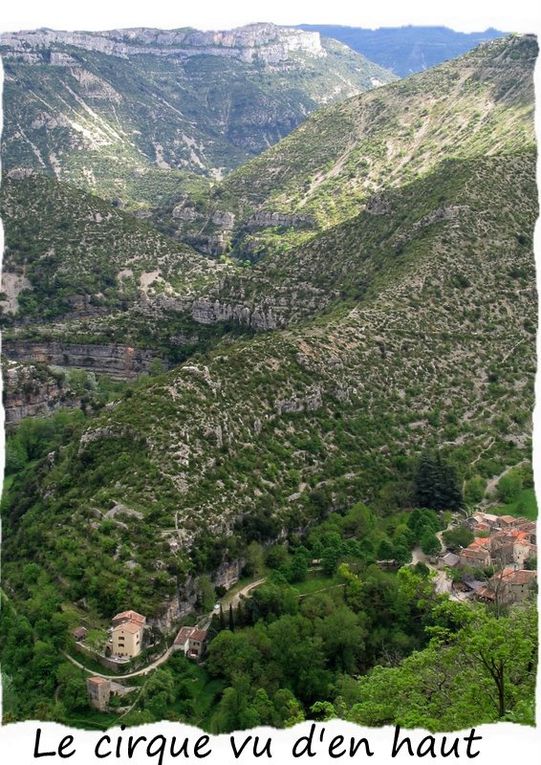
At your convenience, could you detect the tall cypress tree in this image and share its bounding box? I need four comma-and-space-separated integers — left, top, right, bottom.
414, 450, 463, 511
228, 603, 235, 632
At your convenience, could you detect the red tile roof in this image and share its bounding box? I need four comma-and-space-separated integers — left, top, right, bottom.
502, 569, 537, 585
113, 620, 143, 634
189, 629, 208, 642
112, 610, 146, 625
88, 676, 109, 686
174, 626, 196, 645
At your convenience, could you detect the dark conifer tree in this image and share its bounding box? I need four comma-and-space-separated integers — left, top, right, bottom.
414, 451, 463, 511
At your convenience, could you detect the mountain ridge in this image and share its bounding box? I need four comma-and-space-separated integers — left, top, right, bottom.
298, 24, 507, 75
0, 23, 396, 206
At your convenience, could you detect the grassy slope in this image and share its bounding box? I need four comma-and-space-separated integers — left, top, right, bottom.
194, 35, 535, 258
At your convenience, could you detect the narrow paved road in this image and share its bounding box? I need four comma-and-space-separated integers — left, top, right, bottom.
227, 578, 266, 609
63, 644, 175, 679
63, 577, 267, 680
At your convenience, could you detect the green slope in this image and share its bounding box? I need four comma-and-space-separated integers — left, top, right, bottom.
0, 35, 537, 625
180, 34, 535, 258
0, 24, 395, 208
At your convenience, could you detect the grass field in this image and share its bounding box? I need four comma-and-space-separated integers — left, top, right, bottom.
292, 571, 341, 597
493, 488, 538, 520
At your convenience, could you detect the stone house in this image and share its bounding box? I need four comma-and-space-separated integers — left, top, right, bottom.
111, 610, 146, 628
173, 626, 197, 653
87, 676, 111, 710
441, 552, 460, 567
187, 629, 208, 660
487, 568, 537, 604
111, 620, 143, 658
459, 540, 491, 568
173, 625, 208, 660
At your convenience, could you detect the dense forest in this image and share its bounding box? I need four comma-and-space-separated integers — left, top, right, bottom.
0, 403, 537, 730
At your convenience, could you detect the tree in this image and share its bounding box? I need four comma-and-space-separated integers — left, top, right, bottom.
244, 542, 265, 578
497, 470, 523, 503
464, 475, 486, 504
456, 604, 537, 718
265, 544, 289, 570
414, 452, 463, 510
420, 531, 441, 556
288, 549, 309, 583
316, 607, 366, 673
347, 602, 537, 729
56, 663, 88, 714
196, 575, 216, 612
442, 526, 474, 551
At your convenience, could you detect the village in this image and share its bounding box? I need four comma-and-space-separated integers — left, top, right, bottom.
436, 511, 537, 604
71, 509, 537, 713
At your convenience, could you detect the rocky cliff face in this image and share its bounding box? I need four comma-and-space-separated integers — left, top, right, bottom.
1, 24, 325, 65
2, 360, 81, 425
3, 341, 160, 379
0, 24, 395, 202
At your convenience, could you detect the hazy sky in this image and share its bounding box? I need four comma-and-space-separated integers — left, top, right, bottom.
0, 0, 538, 34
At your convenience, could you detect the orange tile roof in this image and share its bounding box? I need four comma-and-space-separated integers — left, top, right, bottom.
113, 620, 143, 634
502, 569, 537, 585
113, 610, 146, 625
189, 629, 208, 642
174, 626, 196, 645
88, 676, 109, 686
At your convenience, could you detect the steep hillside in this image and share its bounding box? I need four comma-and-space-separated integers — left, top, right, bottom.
0, 24, 395, 208
298, 24, 506, 76
184, 34, 534, 258
0, 175, 238, 349
1, 34, 537, 628
2, 152, 536, 621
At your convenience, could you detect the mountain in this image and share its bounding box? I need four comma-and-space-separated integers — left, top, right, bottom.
1, 35, 537, 629
298, 24, 506, 76
0, 24, 395, 208
164, 34, 535, 260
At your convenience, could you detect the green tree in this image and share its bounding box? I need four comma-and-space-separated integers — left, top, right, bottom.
420, 530, 441, 556
442, 526, 474, 551
196, 575, 216, 612
244, 541, 265, 578
497, 470, 523, 503
414, 452, 463, 510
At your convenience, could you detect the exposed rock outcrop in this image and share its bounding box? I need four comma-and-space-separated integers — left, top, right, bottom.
2, 360, 81, 425
3, 340, 161, 379
1, 24, 325, 65
245, 211, 315, 229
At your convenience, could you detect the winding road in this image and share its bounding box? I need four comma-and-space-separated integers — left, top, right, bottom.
64, 577, 268, 680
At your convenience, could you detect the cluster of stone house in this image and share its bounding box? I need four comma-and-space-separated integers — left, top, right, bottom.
441, 513, 537, 605
173, 626, 208, 660
109, 610, 146, 659
477, 566, 537, 604
459, 513, 536, 569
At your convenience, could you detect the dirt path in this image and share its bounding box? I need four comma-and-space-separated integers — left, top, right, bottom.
63, 576, 268, 681
483, 460, 528, 499
225, 578, 266, 609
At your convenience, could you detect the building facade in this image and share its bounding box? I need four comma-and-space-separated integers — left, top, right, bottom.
87, 677, 111, 710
